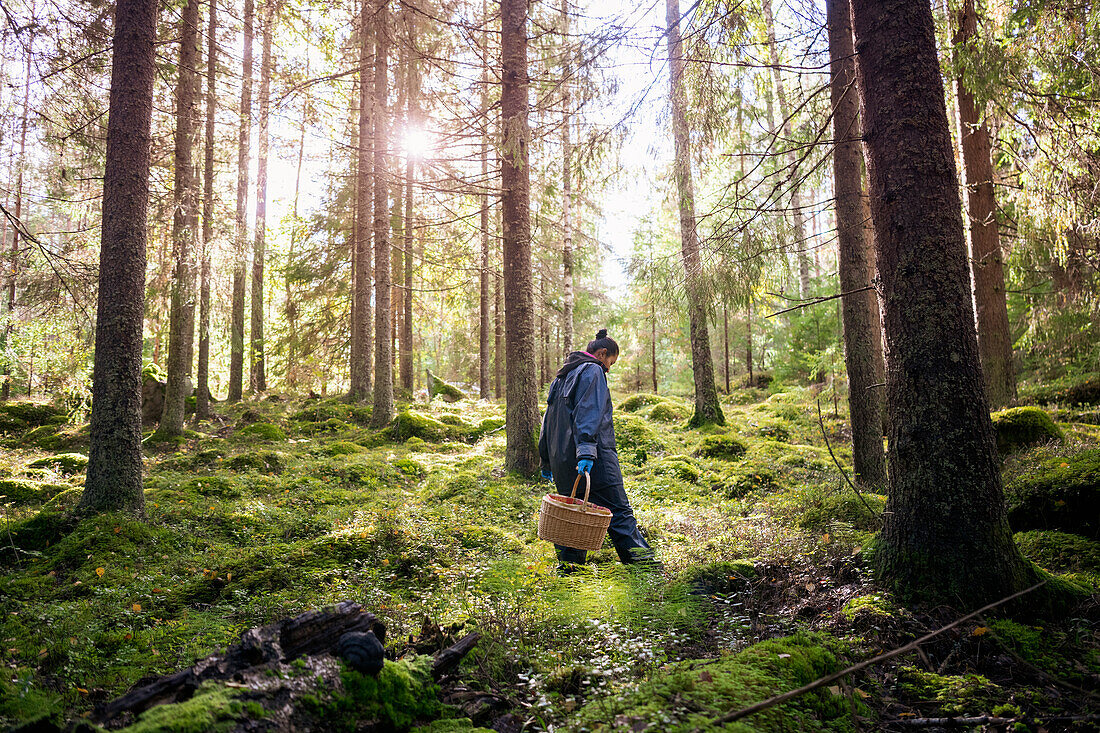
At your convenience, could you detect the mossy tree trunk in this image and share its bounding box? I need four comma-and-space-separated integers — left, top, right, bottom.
501, 0, 540, 473
229, 0, 254, 403
158, 0, 201, 439
828, 0, 886, 487
666, 0, 724, 427
80, 0, 158, 514
851, 0, 1037, 607
953, 0, 1016, 409
370, 0, 394, 427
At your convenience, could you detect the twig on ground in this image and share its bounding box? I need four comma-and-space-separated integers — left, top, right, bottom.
815, 397, 880, 526
889, 713, 1100, 727
695, 580, 1049, 729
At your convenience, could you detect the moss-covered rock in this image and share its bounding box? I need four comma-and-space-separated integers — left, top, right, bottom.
614, 413, 665, 457
26, 452, 88, 474
1003, 447, 1100, 537
895, 666, 998, 716
303, 656, 441, 731
571, 632, 856, 731
426, 370, 466, 403
840, 594, 896, 625
236, 422, 287, 441
0, 478, 68, 506
991, 406, 1063, 454
653, 456, 701, 483
695, 433, 748, 461
1014, 530, 1100, 576
326, 440, 366, 456
389, 410, 467, 443
1021, 373, 1100, 407
619, 393, 663, 412
225, 450, 286, 474
117, 681, 249, 732
0, 401, 65, 429
291, 400, 373, 427
712, 462, 781, 498
648, 401, 687, 423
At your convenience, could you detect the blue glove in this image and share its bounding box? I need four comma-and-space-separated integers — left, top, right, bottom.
577, 459, 594, 474
541, 469, 553, 482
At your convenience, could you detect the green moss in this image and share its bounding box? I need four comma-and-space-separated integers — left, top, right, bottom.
758, 422, 791, 442
840, 594, 895, 623
225, 450, 286, 474
237, 422, 287, 441
619, 393, 663, 412
1003, 446, 1100, 537
0, 401, 65, 427
427, 370, 466, 402
415, 720, 494, 732
303, 656, 440, 732
0, 478, 68, 505
648, 401, 687, 423
43, 512, 180, 574
695, 433, 748, 461
326, 441, 366, 455
26, 452, 88, 474
798, 490, 885, 532
614, 413, 665, 455
713, 462, 781, 498
572, 632, 857, 732
1021, 373, 1100, 406
653, 456, 701, 483
896, 666, 998, 715
991, 407, 1063, 454
1014, 530, 1100, 575
389, 410, 468, 443
117, 682, 248, 732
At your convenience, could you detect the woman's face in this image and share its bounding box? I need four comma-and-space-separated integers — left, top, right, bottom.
593, 348, 618, 372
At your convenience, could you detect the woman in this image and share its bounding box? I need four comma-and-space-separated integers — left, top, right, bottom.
538, 329, 655, 567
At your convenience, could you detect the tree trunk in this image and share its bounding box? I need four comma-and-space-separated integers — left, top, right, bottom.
851, 0, 1038, 607
746, 299, 753, 382
666, 0, 724, 427
479, 0, 491, 399
80, 0, 158, 514
828, 0, 886, 487
158, 0, 201, 438
371, 0, 393, 426
196, 0, 216, 419
651, 296, 657, 393
4, 48, 31, 400
229, 0, 254, 403
349, 2, 373, 401
287, 54, 308, 393
501, 0, 540, 473
953, 0, 1015, 408
560, 0, 574, 358
494, 262, 503, 399
250, 0, 274, 394
401, 31, 416, 394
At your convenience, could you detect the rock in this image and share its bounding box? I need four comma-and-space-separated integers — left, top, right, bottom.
141, 376, 166, 425
426, 369, 466, 403
991, 406, 1063, 454
1004, 447, 1100, 537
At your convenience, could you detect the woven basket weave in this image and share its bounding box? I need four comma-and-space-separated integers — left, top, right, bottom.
537, 472, 612, 551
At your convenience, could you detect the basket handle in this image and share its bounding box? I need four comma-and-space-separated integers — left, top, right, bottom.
569, 471, 592, 510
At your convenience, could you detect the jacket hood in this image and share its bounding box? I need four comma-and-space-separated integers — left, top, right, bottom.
556, 351, 606, 379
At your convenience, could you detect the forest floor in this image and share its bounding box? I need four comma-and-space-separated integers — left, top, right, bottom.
1, 381, 1098, 732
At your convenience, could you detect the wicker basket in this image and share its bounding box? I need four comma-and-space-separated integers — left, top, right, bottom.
537, 472, 612, 551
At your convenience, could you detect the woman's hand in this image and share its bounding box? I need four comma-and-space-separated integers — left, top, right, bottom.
576, 459, 594, 474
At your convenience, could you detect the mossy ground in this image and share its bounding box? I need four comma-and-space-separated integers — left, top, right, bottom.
0, 388, 1097, 730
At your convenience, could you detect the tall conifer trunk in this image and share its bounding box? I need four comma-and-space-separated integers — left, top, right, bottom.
479, 0, 491, 398
158, 0, 201, 437
666, 0, 724, 427
560, 0, 574, 357
371, 0, 394, 426
851, 0, 1038, 606
251, 0, 274, 393
80, 0, 158, 514
196, 0, 216, 419
953, 0, 1015, 408
501, 0, 540, 473
287, 54, 308, 392
4, 48, 31, 400
349, 1, 373, 401
401, 21, 417, 393
229, 0, 254, 403
828, 0, 886, 486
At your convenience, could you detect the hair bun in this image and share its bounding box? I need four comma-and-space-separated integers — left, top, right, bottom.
595, 328, 608, 340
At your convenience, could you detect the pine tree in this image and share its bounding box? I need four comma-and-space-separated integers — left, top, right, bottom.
229, 0, 254, 403
370, 0, 394, 426
196, 0, 217, 420
250, 0, 275, 393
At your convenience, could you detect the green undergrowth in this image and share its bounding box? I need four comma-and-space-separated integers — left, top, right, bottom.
1002, 443, 1100, 537
991, 406, 1063, 454
1, 386, 1097, 729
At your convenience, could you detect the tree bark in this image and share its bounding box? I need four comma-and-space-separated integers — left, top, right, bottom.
158, 0, 201, 438
196, 0, 216, 419
250, 0, 274, 393
229, 0, 254, 403
560, 0, 574, 358
400, 20, 416, 394
953, 0, 1015, 408
80, 0, 158, 514
666, 0, 724, 427
761, 0, 812, 299
828, 0, 886, 487
287, 54, 308, 393
371, 0, 393, 426
479, 0, 491, 399
501, 0, 540, 473
4, 48, 31, 400
494, 262, 503, 399
851, 0, 1038, 606
349, 2, 373, 401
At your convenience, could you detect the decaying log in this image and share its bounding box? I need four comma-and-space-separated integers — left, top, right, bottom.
431, 631, 481, 680
94, 601, 382, 724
